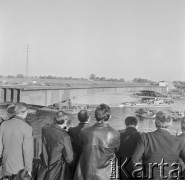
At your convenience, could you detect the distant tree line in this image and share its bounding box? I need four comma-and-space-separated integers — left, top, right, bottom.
0, 74, 88, 80
0, 74, 25, 78
89, 74, 125, 82
132, 78, 155, 83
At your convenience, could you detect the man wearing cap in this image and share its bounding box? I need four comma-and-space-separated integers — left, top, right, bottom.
0, 102, 33, 178
131, 111, 185, 179
177, 117, 185, 177
36, 110, 73, 180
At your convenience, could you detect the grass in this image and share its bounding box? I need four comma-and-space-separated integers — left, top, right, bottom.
0, 77, 148, 88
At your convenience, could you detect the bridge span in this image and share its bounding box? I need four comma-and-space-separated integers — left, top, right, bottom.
0, 85, 167, 106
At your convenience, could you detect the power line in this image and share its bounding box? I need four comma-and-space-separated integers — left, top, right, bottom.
24, 44, 32, 77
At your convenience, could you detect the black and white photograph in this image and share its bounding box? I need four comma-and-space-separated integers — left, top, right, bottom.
0, 0, 185, 179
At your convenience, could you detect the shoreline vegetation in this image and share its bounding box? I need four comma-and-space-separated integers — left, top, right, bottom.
0, 77, 152, 88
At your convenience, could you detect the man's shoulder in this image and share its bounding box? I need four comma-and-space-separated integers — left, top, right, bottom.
79, 124, 94, 135
1, 118, 32, 133
42, 124, 51, 129
119, 129, 126, 134
139, 132, 148, 139
68, 125, 79, 132
107, 125, 120, 135
2, 118, 27, 126
177, 133, 185, 139
119, 128, 140, 136
176, 134, 185, 145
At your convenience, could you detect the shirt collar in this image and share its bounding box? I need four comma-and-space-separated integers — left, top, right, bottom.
79, 122, 89, 125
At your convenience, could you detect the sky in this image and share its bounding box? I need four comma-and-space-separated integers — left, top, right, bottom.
0, 0, 185, 81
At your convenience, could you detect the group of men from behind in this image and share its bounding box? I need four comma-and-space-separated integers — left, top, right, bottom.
1, 102, 185, 180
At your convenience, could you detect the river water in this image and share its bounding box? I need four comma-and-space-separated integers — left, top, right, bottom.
0, 93, 185, 136
0, 93, 185, 157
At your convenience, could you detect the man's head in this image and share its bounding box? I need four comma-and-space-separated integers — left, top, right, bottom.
6, 104, 15, 119
125, 116, 138, 128
95, 104, 111, 122
181, 117, 185, 132
15, 102, 28, 119
53, 110, 71, 130
78, 110, 90, 123
155, 111, 172, 129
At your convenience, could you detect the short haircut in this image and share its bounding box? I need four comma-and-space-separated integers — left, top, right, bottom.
125, 116, 138, 127
181, 117, 185, 131
15, 102, 28, 115
78, 110, 89, 123
7, 104, 15, 115
95, 104, 111, 122
53, 110, 68, 125
155, 111, 172, 129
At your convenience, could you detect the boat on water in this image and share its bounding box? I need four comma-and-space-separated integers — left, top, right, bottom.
132, 90, 171, 100
122, 97, 173, 108
168, 110, 185, 122
45, 103, 94, 114
135, 108, 185, 122
135, 108, 156, 120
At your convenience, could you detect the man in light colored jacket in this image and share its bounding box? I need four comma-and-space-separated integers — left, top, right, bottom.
0, 102, 33, 177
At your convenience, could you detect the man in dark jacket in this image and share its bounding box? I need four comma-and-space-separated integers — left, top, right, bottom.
36, 110, 73, 180
68, 110, 90, 175
116, 116, 141, 180
131, 111, 185, 180
178, 117, 185, 143
73, 104, 120, 180
177, 117, 185, 177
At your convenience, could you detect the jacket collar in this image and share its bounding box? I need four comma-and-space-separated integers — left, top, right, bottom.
14, 115, 26, 122
50, 123, 67, 132
78, 122, 89, 127
94, 122, 109, 127
79, 122, 89, 125
51, 123, 62, 130
126, 126, 137, 132
155, 128, 171, 134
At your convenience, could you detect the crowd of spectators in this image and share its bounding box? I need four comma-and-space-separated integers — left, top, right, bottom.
0, 102, 185, 180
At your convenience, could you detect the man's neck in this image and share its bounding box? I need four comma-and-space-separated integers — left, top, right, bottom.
126, 125, 136, 129
79, 122, 89, 124
96, 121, 108, 124
15, 115, 25, 120
160, 127, 170, 132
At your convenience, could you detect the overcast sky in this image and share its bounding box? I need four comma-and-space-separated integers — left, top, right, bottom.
0, 0, 185, 81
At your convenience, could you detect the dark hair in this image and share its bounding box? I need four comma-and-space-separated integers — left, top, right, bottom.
53, 110, 68, 125
125, 116, 138, 126
7, 104, 15, 115
155, 111, 172, 129
95, 104, 111, 122
78, 110, 89, 123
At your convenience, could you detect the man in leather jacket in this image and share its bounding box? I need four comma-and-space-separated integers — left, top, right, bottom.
73, 104, 120, 180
